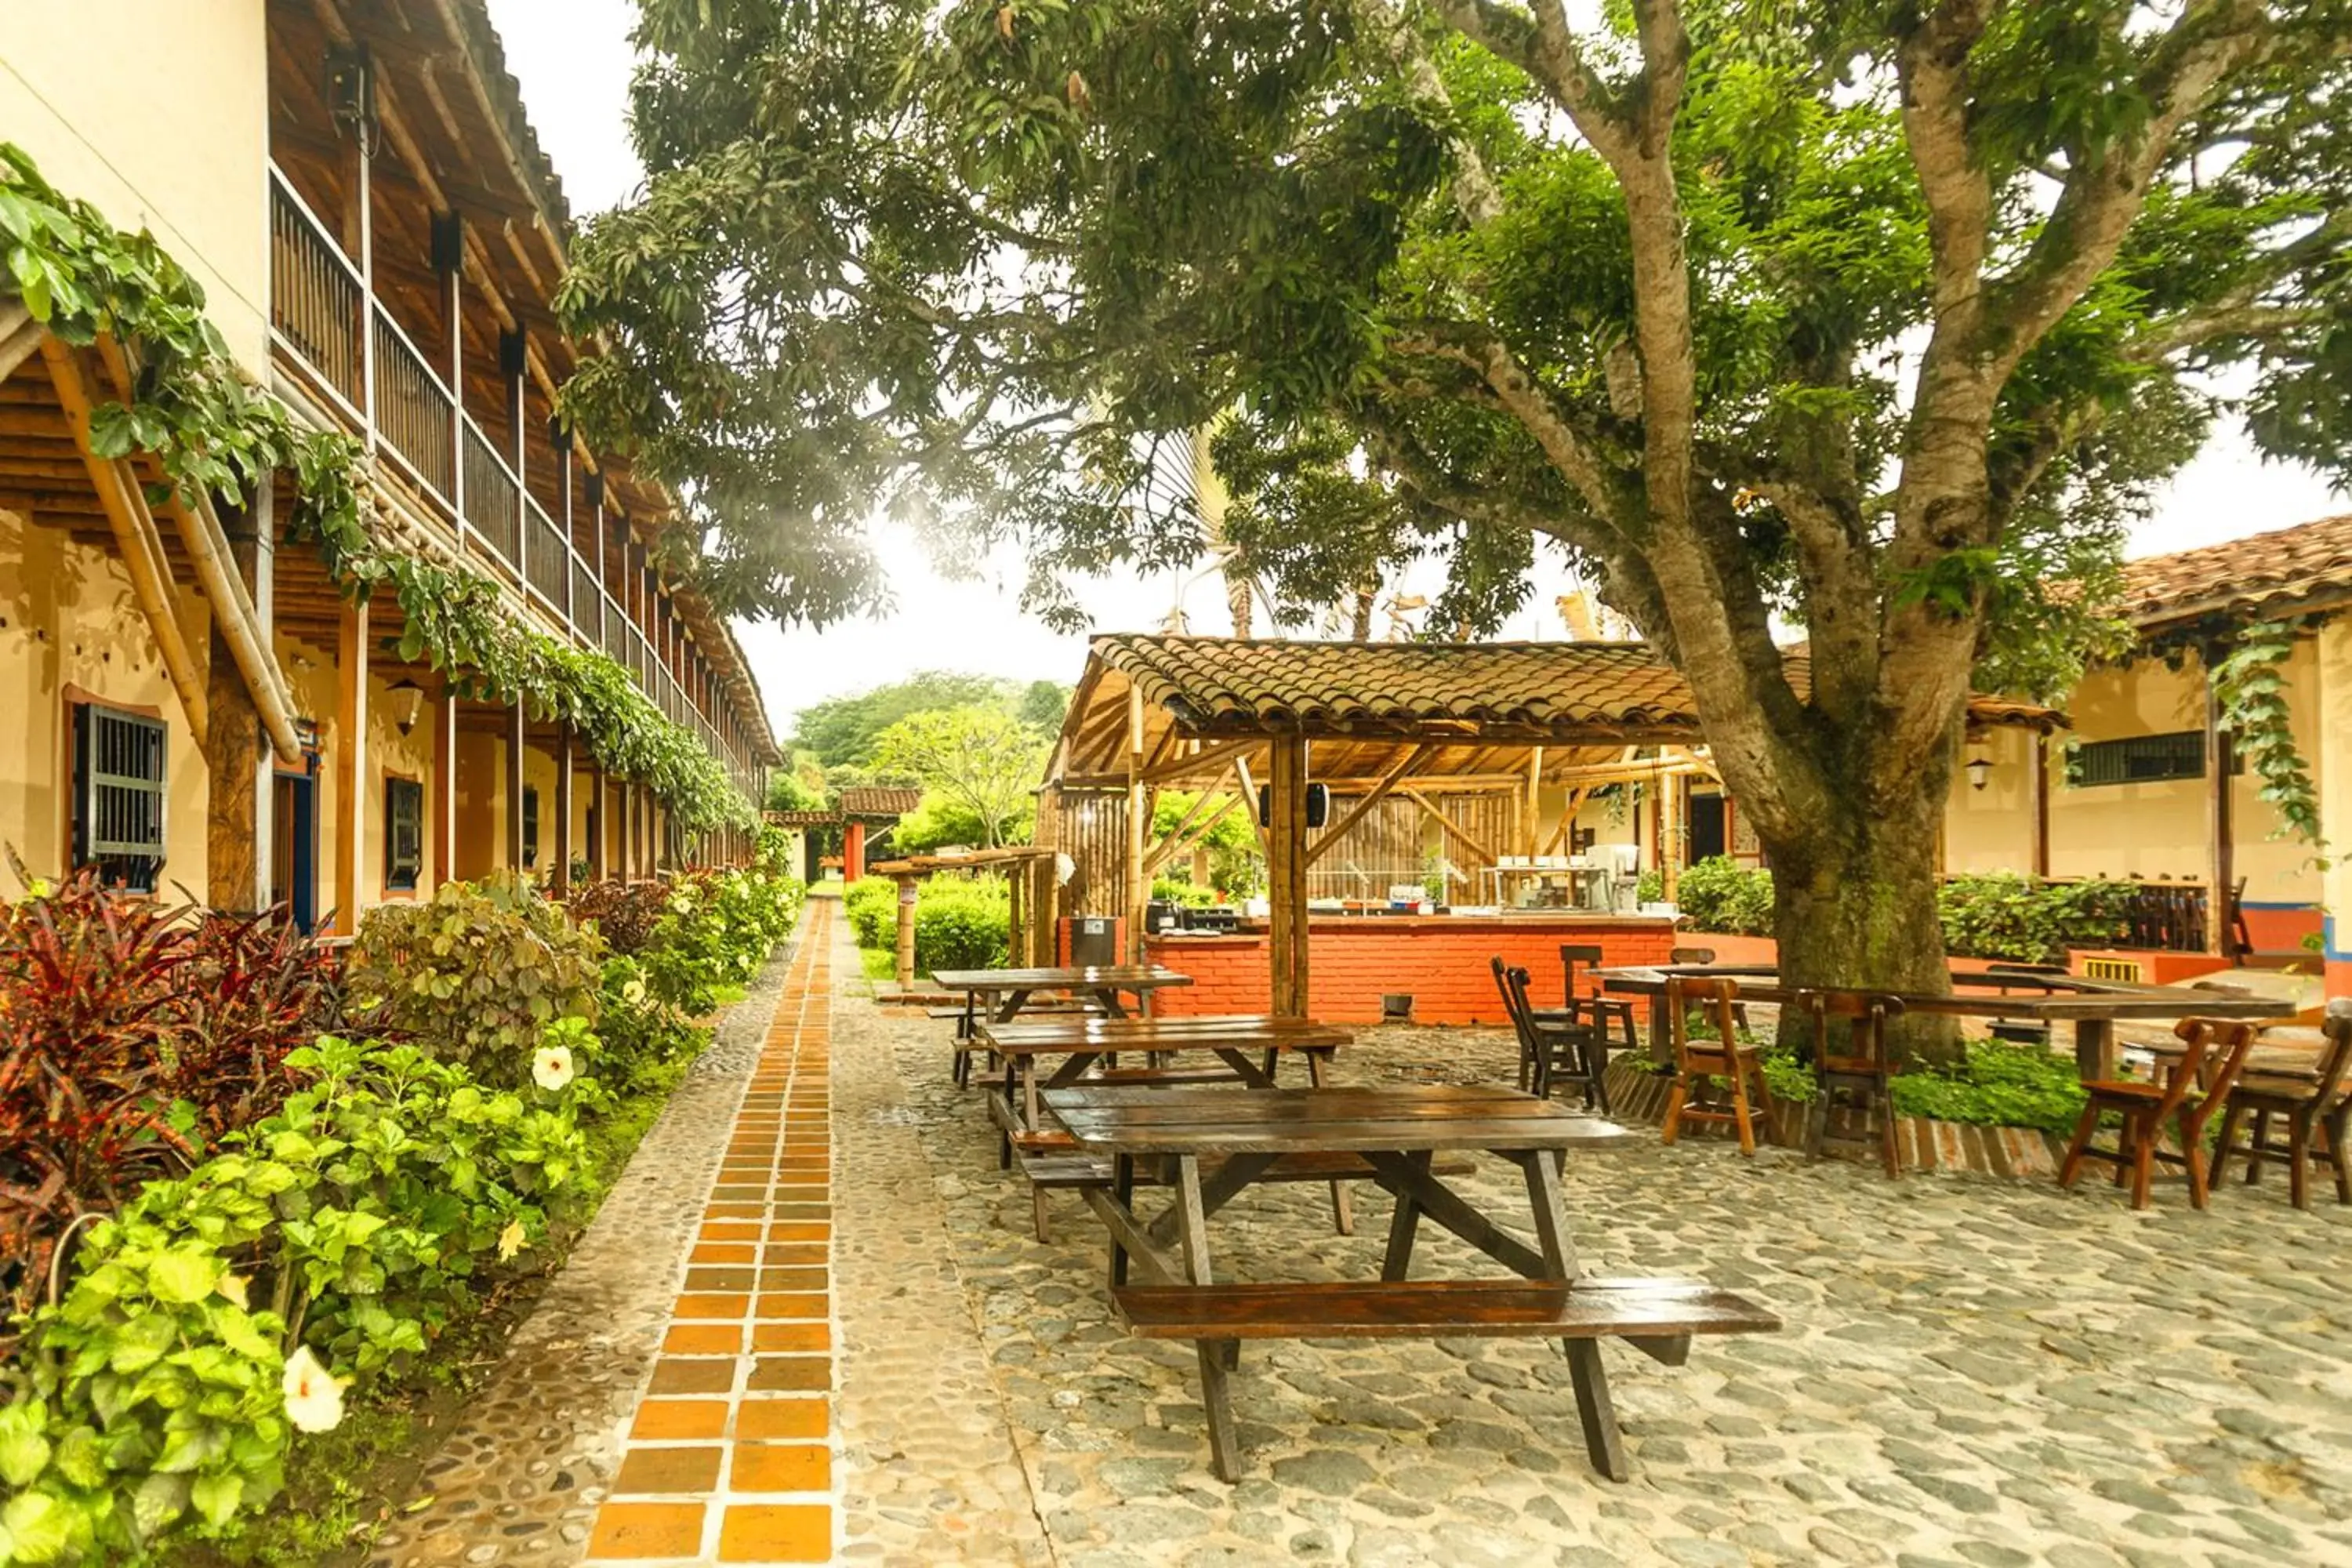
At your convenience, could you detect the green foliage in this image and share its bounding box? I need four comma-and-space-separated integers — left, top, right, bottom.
1886, 1041, 2089, 1137
342, 877, 605, 1089
764, 771, 822, 814
1150, 791, 1262, 898
587, 958, 709, 1099
1634, 868, 1666, 906
641, 868, 805, 1016
1673, 857, 1777, 936
0, 1029, 596, 1566
1935, 874, 2131, 964
790, 674, 1028, 769
1151, 877, 1215, 907
869, 709, 1048, 848
2212, 619, 2326, 859
844, 874, 1010, 975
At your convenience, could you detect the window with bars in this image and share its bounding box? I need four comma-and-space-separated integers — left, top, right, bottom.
385, 776, 423, 891
2067, 731, 2206, 787
72, 704, 167, 892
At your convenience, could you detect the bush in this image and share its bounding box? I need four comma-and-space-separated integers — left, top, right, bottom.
843, 877, 897, 950
1887, 1040, 2089, 1135
1673, 856, 1775, 935
1151, 877, 1215, 906
1936, 873, 2132, 964
0, 874, 339, 1349
0, 1028, 596, 1565
591, 958, 708, 1098
913, 875, 1011, 973
343, 875, 604, 1088
641, 868, 804, 1014
564, 879, 669, 956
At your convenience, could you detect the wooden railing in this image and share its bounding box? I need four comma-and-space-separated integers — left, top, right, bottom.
371, 311, 455, 502
267, 165, 750, 782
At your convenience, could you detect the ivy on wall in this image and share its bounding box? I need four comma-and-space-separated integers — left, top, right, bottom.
0, 143, 753, 836
2210, 616, 2327, 862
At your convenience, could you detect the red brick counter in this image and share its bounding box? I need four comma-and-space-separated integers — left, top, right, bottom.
1144, 914, 1679, 1024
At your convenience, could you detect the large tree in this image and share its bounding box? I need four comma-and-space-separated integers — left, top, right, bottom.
563, 1, 2352, 1039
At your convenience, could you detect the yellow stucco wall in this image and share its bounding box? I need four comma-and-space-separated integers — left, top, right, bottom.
0, 3, 270, 372
1943, 646, 2323, 908
0, 507, 210, 888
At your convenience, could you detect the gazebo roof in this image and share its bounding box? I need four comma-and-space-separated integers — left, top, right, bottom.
1051, 634, 2059, 788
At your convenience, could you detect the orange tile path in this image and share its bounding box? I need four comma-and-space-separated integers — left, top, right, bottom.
588, 900, 837, 1563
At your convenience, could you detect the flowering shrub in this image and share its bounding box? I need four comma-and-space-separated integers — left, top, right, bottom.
591, 958, 707, 1097
0, 1027, 594, 1564
642, 869, 804, 1014
343, 874, 604, 1088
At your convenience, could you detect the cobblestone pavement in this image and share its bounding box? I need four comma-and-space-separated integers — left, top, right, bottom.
371, 938, 796, 1567
861, 989, 2352, 1568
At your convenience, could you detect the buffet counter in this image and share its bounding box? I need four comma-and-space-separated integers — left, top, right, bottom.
1142, 912, 1679, 1025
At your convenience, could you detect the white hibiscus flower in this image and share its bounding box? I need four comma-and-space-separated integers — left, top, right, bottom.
281, 1346, 347, 1433
532, 1044, 575, 1092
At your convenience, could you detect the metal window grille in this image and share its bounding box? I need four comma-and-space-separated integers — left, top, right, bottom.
2068, 731, 2205, 787
386, 776, 424, 891
73, 704, 166, 893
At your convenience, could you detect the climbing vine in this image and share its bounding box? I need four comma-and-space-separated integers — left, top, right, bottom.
1, 143, 753, 835
2210, 617, 2326, 860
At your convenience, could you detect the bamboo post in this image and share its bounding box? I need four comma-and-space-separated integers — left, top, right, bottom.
895, 874, 919, 987
2205, 655, 2235, 956
1125, 686, 1149, 961
506, 704, 528, 877
1269, 736, 1311, 1018
432, 683, 456, 888
335, 599, 368, 935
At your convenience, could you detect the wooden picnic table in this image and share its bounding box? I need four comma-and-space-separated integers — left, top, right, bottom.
978, 1014, 1352, 1149
1590, 964, 2293, 1080
1041, 1083, 1777, 1483
931, 964, 1194, 1037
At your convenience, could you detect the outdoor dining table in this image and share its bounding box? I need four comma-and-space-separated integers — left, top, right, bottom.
1588, 963, 2296, 1080
1036, 1083, 1755, 1482
978, 1014, 1352, 1145
930, 963, 1194, 1037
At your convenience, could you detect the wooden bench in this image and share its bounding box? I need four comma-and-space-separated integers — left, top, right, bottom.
985, 1067, 1247, 1166
1112, 1276, 1779, 1479
1018, 1149, 1472, 1242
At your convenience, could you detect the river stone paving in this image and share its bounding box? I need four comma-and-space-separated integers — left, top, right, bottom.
859, 994, 2352, 1568
368, 942, 795, 1568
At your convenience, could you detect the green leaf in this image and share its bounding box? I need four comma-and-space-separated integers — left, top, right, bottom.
147, 1246, 220, 1305
0, 1492, 74, 1564
190, 1470, 244, 1528
0, 1405, 52, 1488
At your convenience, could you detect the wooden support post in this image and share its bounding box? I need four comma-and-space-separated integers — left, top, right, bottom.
894, 874, 918, 987
1306, 745, 1434, 867
1031, 786, 1061, 966
2030, 730, 2051, 880
432, 685, 456, 889
1524, 747, 1544, 857
506, 702, 527, 877
844, 819, 866, 883
555, 726, 575, 894
205, 488, 270, 912
1268, 736, 1311, 1018
334, 600, 368, 935
587, 768, 608, 880
2205, 657, 2235, 957
1126, 686, 1149, 961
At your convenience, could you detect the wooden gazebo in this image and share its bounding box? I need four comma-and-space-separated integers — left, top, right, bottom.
1040, 635, 2060, 1018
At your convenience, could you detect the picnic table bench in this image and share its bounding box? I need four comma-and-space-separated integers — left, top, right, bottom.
933, 964, 1196, 1085
981, 1014, 1353, 1235
1043, 1083, 1780, 1483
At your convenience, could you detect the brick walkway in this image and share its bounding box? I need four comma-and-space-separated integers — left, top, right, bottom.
587, 900, 837, 1564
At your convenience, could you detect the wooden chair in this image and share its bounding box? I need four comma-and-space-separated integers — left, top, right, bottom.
1496, 949, 1609, 1109
1498, 961, 1610, 1112
1788, 988, 1907, 1177
1663, 976, 1773, 1155
1559, 944, 1640, 1069
2211, 999, 2352, 1210
2059, 1016, 2261, 1210
1668, 947, 1748, 1030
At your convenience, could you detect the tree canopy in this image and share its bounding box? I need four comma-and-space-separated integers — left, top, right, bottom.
869, 706, 1050, 846
564, 0, 2352, 1040
789, 672, 1069, 768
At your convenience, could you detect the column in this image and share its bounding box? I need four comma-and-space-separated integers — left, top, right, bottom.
1268, 735, 1311, 1018
2203, 646, 2237, 957
555, 726, 576, 894
205, 488, 272, 912
506, 703, 527, 877
2318, 619, 2352, 996
432, 682, 456, 889
844, 820, 866, 884
335, 600, 368, 935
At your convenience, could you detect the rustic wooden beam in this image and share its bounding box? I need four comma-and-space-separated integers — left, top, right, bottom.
1305, 743, 1436, 868
335, 598, 368, 935
1232, 755, 1270, 856
1267, 738, 1312, 1019
1142, 793, 1244, 880
2205, 652, 2235, 957
1125, 684, 1149, 961
1138, 737, 1255, 786
39, 339, 209, 747
1399, 786, 1496, 867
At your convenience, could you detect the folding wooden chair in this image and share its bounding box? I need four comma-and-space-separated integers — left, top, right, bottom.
2060, 1016, 2260, 1210
1663, 975, 1773, 1155
1788, 987, 1907, 1177
2212, 998, 2352, 1210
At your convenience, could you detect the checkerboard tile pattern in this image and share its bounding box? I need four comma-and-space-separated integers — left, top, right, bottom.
589, 901, 836, 1563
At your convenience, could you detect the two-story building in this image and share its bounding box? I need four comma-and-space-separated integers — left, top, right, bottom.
0, 0, 778, 928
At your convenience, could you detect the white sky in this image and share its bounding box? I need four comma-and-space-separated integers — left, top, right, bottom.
488, 0, 2347, 740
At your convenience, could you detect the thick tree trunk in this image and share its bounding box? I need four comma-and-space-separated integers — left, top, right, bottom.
1754, 751, 1960, 1067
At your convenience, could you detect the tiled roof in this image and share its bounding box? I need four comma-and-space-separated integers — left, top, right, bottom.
1083, 634, 2056, 743
837, 787, 924, 818
2114, 514, 2352, 627
762, 810, 835, 827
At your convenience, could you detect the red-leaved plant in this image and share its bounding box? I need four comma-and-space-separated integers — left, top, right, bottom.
0, 861, 339, 1348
